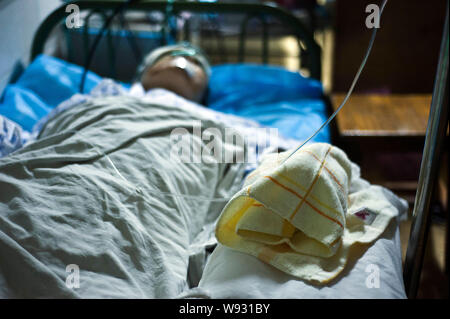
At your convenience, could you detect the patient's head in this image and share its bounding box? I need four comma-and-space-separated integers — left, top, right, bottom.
136, 43, 211, 103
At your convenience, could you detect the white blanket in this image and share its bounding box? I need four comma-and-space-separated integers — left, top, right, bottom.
0, 95, 247, 298
0, 86, 408, 298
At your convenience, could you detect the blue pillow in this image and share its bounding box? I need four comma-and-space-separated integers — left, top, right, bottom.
207, 64, 323, 109
206, 64, 329, 142
0, 55, 102, 131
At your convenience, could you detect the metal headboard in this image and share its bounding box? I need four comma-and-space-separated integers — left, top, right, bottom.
30, 0, 322, 81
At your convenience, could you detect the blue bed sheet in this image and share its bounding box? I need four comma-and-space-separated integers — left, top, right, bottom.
0, 55, 330, 156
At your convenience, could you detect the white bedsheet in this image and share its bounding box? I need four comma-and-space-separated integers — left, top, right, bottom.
178, 165, 408, 299
178, 221, 406, 299
29, 80, 300, 173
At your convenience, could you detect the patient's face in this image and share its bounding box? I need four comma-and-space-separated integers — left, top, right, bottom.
140, 55, 207, 103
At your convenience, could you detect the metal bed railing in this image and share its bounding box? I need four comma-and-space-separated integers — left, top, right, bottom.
403, 3, 449, 299
30, 1, 322, 82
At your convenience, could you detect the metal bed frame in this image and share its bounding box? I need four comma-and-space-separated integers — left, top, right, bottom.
403, 4, 449, 298
29, 0, 449, 299
31, 0, 322, 81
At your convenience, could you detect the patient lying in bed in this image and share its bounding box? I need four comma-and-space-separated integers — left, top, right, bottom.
0, 43, 283, 298
0, 43, 408, 298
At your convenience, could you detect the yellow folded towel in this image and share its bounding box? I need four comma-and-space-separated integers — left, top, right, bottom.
215, 143, 399, 283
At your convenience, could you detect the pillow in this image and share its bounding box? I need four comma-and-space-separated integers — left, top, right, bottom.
207, 64, 329, 142
0, 55, 102, 131
207, 64, 323, 110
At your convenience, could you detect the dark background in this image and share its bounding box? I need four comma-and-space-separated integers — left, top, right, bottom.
332, 0, 447, 93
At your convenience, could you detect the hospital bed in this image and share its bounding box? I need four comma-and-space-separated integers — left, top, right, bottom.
0, 0, 446, 299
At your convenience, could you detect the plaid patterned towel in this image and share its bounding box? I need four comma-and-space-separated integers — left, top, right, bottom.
216, 143, 402, 283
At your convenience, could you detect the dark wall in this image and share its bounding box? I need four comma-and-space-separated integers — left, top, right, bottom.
332, 0, 447, 93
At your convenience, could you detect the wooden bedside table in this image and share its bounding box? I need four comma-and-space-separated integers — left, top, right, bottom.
331, 93, 433, 202
331, 93, 431, 142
